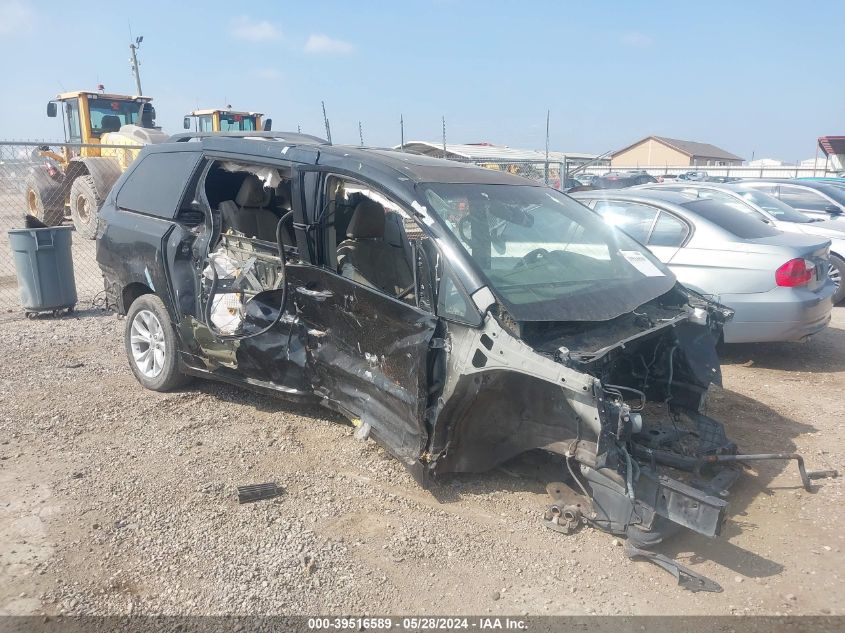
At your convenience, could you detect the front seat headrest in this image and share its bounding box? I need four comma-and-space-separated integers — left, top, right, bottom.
346, 198, 386, 239
235, 175, 271, 207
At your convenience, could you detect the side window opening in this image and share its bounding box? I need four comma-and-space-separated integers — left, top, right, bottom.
778, 186, 831, 211
65, 100, 82, 142
322, 175, 430, 309
648, 212, 690, 247
204, 160, 295, 246
593, 200, 659, 244
198, 160, 296, 335
437, 264, 481, 326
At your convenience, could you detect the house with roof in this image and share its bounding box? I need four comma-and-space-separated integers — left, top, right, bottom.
610, 136, 743, 168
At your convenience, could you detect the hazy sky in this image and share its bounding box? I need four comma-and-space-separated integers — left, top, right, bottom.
1, 0, 842, 161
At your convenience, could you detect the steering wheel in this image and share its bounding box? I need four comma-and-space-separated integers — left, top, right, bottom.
514, 247, 549, 268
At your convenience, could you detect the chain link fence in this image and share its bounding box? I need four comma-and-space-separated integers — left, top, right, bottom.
0, 141, 141, 319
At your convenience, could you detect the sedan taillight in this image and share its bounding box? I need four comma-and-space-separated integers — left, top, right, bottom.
775, 258, 814, 287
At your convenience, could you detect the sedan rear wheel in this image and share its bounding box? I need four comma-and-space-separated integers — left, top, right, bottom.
829, 254, 845, 304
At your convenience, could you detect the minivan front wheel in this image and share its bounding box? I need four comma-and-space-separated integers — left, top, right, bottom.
124, 294, 190, 391
830, 254, 845, 304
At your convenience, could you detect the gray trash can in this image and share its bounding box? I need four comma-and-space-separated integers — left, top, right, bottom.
7, 226, 77, 315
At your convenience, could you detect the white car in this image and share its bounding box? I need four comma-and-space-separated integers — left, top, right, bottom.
633, 181, 845, 303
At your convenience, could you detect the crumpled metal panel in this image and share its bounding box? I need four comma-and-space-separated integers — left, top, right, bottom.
292, 264, 438, 464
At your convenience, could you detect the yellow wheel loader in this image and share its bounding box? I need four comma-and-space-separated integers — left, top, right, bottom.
182, 108, 271, 133
26, 91, 168, 239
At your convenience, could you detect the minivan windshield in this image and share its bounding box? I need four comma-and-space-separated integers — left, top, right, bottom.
423, 183, 677, 322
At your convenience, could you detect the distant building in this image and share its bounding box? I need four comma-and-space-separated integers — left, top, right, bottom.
817, 136, 845, 171
611, 136, 743, 168
800, 157, 829, 169
748, 158, 788, 167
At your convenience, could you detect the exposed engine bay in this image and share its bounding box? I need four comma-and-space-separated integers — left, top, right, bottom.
418, 285, 836, 591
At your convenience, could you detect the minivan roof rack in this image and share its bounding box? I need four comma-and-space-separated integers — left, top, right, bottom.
168, 130, 329, 144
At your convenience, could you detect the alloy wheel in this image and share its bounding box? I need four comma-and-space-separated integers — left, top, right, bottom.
130, 309, 166, 378
830, 263, 842, 289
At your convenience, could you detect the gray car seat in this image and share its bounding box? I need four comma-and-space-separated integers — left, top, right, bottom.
262, 180, 293, 244
219, 175, 279, 240
101, 115, 121, 132
336, 198, 413, 296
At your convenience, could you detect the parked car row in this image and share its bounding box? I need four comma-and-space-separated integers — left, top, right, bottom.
572, 188, 836, 343
563, 176, 845, 337
571, 170, 744, 189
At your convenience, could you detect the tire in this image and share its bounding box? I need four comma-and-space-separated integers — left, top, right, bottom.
69, 174, 102, 240
829, 254, 845, 304
24, 175, 64, 225
124, 294, 191, 392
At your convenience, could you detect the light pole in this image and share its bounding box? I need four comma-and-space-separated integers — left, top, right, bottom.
129, 36, 144, 95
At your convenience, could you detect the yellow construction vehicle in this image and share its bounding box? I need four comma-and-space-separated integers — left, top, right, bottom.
26, 90, 168, 238
183, 108, 271, 133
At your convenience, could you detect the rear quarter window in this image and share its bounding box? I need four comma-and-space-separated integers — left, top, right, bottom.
116, 151, 201, 218
681, 199, 780, 239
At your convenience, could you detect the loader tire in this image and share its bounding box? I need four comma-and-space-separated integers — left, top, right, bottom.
25, 176, 64, 226
69, 175, 102, 240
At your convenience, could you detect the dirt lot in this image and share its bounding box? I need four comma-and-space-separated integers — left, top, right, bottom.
0, 303, 843, 616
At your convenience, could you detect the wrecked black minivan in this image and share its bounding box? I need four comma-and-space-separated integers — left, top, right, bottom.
96, 132, 830, 589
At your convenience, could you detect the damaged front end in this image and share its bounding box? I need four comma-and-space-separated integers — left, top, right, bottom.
423, 282, 830, 561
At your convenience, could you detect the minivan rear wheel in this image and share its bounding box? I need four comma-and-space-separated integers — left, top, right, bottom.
829, 254, 845, 304
124, 294, 190, 391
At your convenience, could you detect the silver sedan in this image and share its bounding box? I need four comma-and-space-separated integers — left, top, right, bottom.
631, 181, 845, 303
572, 189, 835, 343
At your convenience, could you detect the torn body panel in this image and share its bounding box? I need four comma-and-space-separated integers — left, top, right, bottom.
292, 264, 438, 465
426, 286, 740, 544
429, 314, 599, 473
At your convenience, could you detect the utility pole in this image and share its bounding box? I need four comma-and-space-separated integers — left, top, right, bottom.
400, 114, 405, 151
442, 116, 447, 158
544, 109, 550, 185
129, 36, 144, 95
359, 121, 364, 147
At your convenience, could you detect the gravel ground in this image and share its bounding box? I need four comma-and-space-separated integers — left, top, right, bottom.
0, 304, 843, 616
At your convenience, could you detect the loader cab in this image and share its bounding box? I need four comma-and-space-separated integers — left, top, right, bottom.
182, 109, 271, 133
47, 91, 156, 157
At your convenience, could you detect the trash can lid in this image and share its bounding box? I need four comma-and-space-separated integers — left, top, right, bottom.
7, 225, 74, 235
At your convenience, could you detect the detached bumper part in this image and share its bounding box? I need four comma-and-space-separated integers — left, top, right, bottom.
581, 465, 728, 544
